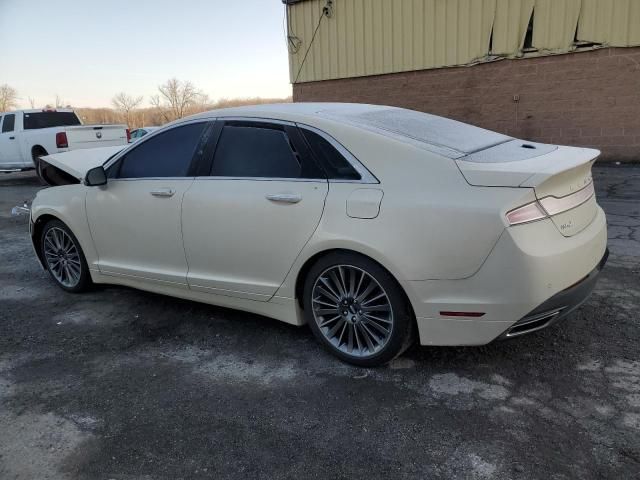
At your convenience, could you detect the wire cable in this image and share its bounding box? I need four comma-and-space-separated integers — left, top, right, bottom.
293, 3, 327, 84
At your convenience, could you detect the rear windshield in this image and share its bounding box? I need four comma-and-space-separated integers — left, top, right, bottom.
23, 112, 81, 130
318, 105, 512, 159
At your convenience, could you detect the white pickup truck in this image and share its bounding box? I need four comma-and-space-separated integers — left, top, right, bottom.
0, 109, 129, 184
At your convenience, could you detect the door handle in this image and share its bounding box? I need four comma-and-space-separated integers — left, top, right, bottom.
150, 188, 175, 197
9, 136, 15, 140
266, 193, 302, 204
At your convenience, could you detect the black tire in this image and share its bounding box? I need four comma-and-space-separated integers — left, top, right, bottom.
303, 251, 415, 367
40, 219, 92, 293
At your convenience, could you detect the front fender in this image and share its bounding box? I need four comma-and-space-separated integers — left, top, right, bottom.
31, 185, 98, 269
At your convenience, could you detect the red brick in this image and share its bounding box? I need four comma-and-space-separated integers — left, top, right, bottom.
581, 127, 602, 137
602, 127, 624, 136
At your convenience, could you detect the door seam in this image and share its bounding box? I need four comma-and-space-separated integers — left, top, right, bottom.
180, 178, 197, 287
267, 178, 330, 301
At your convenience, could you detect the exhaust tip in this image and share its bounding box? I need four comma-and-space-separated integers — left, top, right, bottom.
505, 309, 564, 337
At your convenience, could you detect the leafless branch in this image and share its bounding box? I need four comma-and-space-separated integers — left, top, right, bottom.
112, 92, 143, 127
0, 84, 19, 111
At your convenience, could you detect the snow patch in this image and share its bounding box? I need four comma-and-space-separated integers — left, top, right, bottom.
0, 411, 90, 479
197, 354, 298, 386
429, 373, 509, 400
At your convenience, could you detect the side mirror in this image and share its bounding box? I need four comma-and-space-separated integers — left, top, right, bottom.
85, 166, 107, 186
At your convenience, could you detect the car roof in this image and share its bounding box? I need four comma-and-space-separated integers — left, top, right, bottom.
184, 103, 511, 159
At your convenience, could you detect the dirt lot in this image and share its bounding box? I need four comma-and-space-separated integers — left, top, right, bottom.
1, 166, 639, 480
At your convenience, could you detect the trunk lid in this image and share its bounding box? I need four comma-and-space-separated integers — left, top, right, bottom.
65, 125, 128, 149
457, 143, 600, 237
42, 145, 127, 180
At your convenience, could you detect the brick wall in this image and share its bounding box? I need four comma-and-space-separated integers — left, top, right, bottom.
293, 47, 640, 162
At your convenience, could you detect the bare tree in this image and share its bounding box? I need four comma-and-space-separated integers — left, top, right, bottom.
112, 92, 143, 127
149, 94, 171, 123
157, 78, 202, 120
0, 84, 19, 111
28, 97, 36, 108
190, 92, 212, 115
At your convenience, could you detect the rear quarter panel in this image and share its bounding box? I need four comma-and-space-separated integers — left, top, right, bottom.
277, 126, 536, 299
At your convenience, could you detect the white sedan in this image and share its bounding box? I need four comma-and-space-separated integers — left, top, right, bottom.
29, 103, 608, 366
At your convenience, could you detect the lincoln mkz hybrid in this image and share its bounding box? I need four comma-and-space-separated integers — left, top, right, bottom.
29, 103, 608, 366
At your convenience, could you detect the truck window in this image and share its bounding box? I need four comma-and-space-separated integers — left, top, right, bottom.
1, 114, 15, 133
23, 112, 81, 130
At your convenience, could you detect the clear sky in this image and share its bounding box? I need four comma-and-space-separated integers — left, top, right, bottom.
0, 0, 292, 108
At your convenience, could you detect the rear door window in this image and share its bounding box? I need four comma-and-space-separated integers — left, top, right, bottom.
1, 114, 15, 133
210, 123, 323, 179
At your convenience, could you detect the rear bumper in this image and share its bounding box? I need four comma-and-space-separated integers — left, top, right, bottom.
500, 247, 608, 338
406, 206, 608, 346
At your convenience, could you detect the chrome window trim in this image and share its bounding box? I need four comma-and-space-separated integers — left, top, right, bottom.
295, 123, 379, 184
103, 117, 213, 171
190, 176, 327, 183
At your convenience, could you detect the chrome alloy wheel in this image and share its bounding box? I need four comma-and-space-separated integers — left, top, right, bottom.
311, 265, 394, 358
43, 227, 82, 288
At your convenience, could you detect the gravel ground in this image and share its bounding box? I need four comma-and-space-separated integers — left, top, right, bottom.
0, 166, 638, 480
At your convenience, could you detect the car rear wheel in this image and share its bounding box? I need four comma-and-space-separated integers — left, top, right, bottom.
41, 220, 91, 292
303, 252, 415, 367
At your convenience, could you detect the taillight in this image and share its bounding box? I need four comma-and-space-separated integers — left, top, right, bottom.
506, 181, 595, 226
506, 201, 547, 226
126, 128, 131, 142
56, 132, 68, 148
539, 182, 595, 216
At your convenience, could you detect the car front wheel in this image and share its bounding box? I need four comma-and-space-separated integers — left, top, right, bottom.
41, 219, 91, 292
303, 252, 415, 367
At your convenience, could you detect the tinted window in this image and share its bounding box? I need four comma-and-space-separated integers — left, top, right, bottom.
301, 129, 360, 180
211, 125, 301, 178
117, 122, 206, 178
2, 114, 15, 133
23, 112, 81, 129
